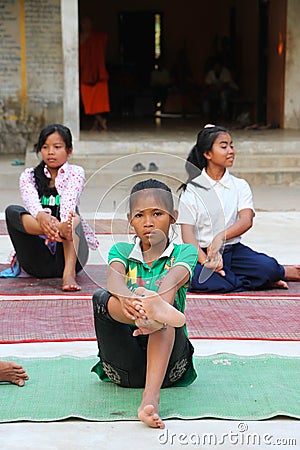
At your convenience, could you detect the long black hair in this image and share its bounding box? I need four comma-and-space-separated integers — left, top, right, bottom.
33, 124, 73, 197
129, 179, 174, 218
180, 124, 229, 191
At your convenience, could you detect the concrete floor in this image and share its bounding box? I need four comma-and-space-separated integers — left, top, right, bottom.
1, 213, 300, 449
1, 123, 300, 449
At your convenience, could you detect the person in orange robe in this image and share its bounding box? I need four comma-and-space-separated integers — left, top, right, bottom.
79, 17, 110, 131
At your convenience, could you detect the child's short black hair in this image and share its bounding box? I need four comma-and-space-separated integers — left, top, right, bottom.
129, 179, 174, 216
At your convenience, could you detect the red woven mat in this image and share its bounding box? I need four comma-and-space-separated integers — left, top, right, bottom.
185, 293, 300, 340
1, 293, 300, 343
0, 296, 95, 343
0, 264, 107, 296
1, 263, 300, 296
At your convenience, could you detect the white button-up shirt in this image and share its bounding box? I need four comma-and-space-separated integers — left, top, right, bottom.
177, 169, 255, 248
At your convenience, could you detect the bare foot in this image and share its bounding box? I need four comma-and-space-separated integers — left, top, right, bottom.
58, 211, 76, 241
138, 397, 165, 429
134, 287, 185, 328
96, 114, 108, 131
271, 280, 288, 289
284, 265, 300, 281
62, 275, 81, 292
133, 318, 164, 336
90, 120, 99, 131
0, 361, 29, 386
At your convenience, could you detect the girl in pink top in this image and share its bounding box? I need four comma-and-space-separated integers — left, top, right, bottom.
5, 124, 99, 291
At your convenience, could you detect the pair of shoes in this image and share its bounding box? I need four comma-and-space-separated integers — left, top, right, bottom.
132, 162, 159, 172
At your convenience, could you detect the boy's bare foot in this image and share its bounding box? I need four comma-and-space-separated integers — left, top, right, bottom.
284, 265, 300, 281
271, 280, 288, 289
134, 287, 185, 328
133, 318, 164, 336
0, 361, 29, 386
62, 275, 81, 292
138, 394, 164, 429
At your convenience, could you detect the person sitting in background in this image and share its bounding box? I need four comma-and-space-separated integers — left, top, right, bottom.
170, 49, 194, 116
178, 124, 300, 293
202, 58, 238, 120
4, 124, 99, 291
150, 57, 171, 113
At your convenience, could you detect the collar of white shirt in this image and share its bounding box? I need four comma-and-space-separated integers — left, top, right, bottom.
200, 168, 231, 189
129, 238, 174, 263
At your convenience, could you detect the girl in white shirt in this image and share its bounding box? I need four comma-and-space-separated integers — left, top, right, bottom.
177, 124, 300, 292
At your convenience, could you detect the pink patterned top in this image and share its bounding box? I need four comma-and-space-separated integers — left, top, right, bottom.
19, 162, 99, 250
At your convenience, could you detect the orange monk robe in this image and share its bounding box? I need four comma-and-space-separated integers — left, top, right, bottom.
79, 32, 110, 115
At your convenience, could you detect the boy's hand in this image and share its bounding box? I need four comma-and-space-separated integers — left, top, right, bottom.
120, 295, 147, 321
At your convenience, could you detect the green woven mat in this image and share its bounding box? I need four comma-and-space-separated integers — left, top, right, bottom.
0, 354, 299, 422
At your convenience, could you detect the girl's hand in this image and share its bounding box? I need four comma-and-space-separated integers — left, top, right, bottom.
36, 212, 60, 241
204, 251, 225, 276
208, 234, 225, 260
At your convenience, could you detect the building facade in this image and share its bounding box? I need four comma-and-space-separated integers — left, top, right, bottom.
1, 0, 300, 154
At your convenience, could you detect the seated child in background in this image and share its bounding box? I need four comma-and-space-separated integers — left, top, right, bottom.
4, 123, 99, 291
92, 178, 198, 429
177, 124, 300, 293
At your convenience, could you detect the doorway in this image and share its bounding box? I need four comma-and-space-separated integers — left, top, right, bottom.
119, 11, 162, 86
108, 11, 163, 117
257, 0, 268, 124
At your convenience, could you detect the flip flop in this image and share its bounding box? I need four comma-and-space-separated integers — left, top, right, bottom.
132, 162, 146, 172
11, 158, 25, 166
148, 162, 159, 172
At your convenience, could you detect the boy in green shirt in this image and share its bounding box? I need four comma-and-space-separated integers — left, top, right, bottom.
92, 179, 198, 429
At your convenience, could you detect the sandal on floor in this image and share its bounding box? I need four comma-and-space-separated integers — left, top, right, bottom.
11, 158, 25, 166
132, 162, 146, 172
148, 162, 159, 172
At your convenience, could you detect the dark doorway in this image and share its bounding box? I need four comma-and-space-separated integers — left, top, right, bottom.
108, 11, 163, 117
257, 0, 269, 124
119, 11, 161, 87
